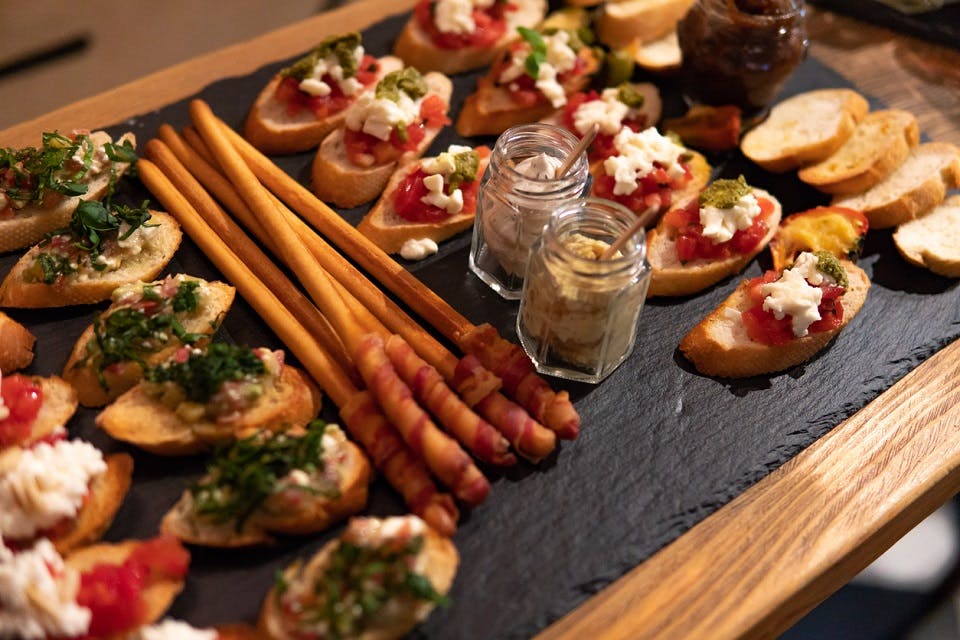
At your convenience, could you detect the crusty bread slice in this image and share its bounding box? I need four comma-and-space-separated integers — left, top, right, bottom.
311, 72, 453, 208
596, 0, 697, 48
798, 110, 920, 195
96, 364, 321, 456
393, 0, 546, 75
0, 132, 136, 254
357, 147, 490, 254
893, 195, 960, 277
0, 311, 35, 371
243, 56, 404, 156
51, 452, 133, 555
679, 260, 870, 378
831, 142, 960, 229
259, 517, 458, 640
630, 29, 682, 73
62, 277, 236, 408
0, 211, 182, 308
160, 425, 372, 547
741, 89, 869, 173
647, 188, 782, 297
455, 47, 601, 137
3, 375, 79, 448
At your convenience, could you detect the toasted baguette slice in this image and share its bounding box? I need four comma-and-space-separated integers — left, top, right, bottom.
455, 47, 602, 137
0, 132, 136, 254
0, 211, 182, 308
51, 452, 133, 555
798, 110, 920, 195
831, 142, 960, 229
0, 311, 35, 371
244, 56, 404, 156
741, 89, 869, 173
260, 516, 458, 640
97, 364, 321, 456
393, 0, 546, 74
357, 146, 490, 254
648, 188, 782, 297
893, 195, 960, 277
160, 424, 372, 547
0, 375, 79, 448
596, 0, 697, 49
63, 275, 235, 408
680, 260, 870, 377
630, 30, 682, 73
311, 72, 453, 208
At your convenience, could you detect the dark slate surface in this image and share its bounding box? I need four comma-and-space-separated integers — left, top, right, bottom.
3, 10, 960, 640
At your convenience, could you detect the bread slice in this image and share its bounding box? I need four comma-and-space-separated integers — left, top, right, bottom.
455, 47, 602, 137
596, 0, 697, 49
357, 146, 490, 254
243, 56, 404, 156
393, 0, 546, 75
160, 424, 372, 547
0, 311, 35, 371
629, 29, 682, 73
1, 375, 79, 448
311, 72, 453, 208
798, 110, 920, 195
893, 195, 960, 277
62, 276, 236, 408
0, 211, 182, 308
679, 260, 870, 377
741, 89, 869, 173
647, 188, 782, 297
0, 132, 136, 254
831, 142, 960, 229
260, 516, 458, 640
96, 364, 321, 455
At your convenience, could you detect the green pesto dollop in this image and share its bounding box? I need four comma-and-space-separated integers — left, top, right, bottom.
375, 67, 428, 103
447, 149, 479, 194
699, 175, 752, 210
281, 32, 362, 81
814, 250, 849, 288
617, 83, 645, 109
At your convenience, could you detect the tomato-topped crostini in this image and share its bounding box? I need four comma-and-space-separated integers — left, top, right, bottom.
555, 83, 663, 160
359, 145, 491, 259
0, 373, 78, 451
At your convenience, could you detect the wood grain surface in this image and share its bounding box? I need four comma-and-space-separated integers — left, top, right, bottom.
2, 2, 959, 638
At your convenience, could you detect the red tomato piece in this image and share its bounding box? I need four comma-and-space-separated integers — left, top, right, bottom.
273, 55, 379, 119
393, 168, 481, 223
76, 562, 147, 637
0, 374, 43, 447
128, 534, 191, 580
416, 0, 510, 49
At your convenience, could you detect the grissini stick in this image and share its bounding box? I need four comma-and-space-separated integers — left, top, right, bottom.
138, 158, 459, 535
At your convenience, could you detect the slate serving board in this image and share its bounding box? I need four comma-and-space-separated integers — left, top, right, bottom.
3, 9, 960, 640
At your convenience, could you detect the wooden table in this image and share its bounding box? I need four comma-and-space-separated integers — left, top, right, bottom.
2, 2, 959, 638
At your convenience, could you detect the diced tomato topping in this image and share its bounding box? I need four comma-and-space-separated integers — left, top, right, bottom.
393, 167, 481, 223
343, 94, 449, 167
493, 44, 587, 107
0, 374, 43, 448
593, 163, 693, 216
742, 272, 846, 346
561, 91, 647, 160
415, 0, 512, 49
273, 55, 379, 119
666, 196, 775, 263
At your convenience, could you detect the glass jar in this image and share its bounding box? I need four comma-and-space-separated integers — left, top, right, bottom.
677, 0, 809, 119
469, 123, 591, 300
517, 198, 651, 384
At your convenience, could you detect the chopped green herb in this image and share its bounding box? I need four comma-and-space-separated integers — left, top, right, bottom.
172, 280, 201, 313
517, 27, 547, 79
145, 342, 267, 403
33, 252, 76, 284
375, 68, 427, 102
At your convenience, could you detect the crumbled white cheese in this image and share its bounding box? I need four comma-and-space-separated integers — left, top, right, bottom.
345, 90, 421, 141
347, 515, 428, 547
572, 88, 634, 136
0, 538, 91, 640
0, 440, 107, 539
603, 127, 687, 196
500, 30, 578, 108
760, 257, 824, 337
94, 253, 120, 270
514, 153, 562, 181
421, 144, 473, 176
421, 173, 464, 214
400, 238, 439, 261
116, 222, 158, 257
790, 250, 836, 286
70, 138, 109, 175
434, 0, 496, 34
699, 191, 761, 244
299, 45, 366, 97
133, 619, 218, 640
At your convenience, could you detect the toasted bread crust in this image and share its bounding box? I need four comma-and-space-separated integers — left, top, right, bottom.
0, 211, 182, 308
52, 453, 134, 555
243, 57, 404, 155
679, 260, 870, 377
0, 312, 35, 371
647, 189, 782, 297
96, 365, 322, 455
596, 0, 697, 48
311, 73, 453, 208
893, 195, 960, 277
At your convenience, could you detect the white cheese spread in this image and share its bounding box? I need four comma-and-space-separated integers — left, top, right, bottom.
699, 191, 761, 244
70, 137, 110, 175
603, 127, 687, 196
134, 619, 218, 640
500, 30, 578, 108
345, 90, 421, 141
572, 88, 634, 136
0, 439, 107, 539
514, 152, 561, 181
299, 45, 365, 97
760, 252, 825, 337
0, 538, 91, 640
400, 238, 439, 261
434, 0, 496, 34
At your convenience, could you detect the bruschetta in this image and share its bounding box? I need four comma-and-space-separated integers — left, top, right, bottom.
393, 0, 547, 75
590, 125, 711, 220
97, 343, 321, 455
0, 373, 78, 449
0, 202, 182, 308
0, 431, 133, 554
260, 515, 458, 640
244, 33, 404, 155
63, 274, 236, 407
357, 144, 490, 257
311, 67, 453, 208
0, 130, 137, 253
680, 251, 870, 378
647, 177, 782, 297
893, 195, 960, 277
161, 421, 371, 547
0, 311, 35, 371
455, 26, 602, 137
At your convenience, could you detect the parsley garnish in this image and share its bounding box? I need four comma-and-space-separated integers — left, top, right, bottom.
34, 252, 75, 284
517, 27, 547, 79
0, 132, 91, 205
172, 280, 201, 313
41, 199, 154, 268
145, 342, 267, 403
